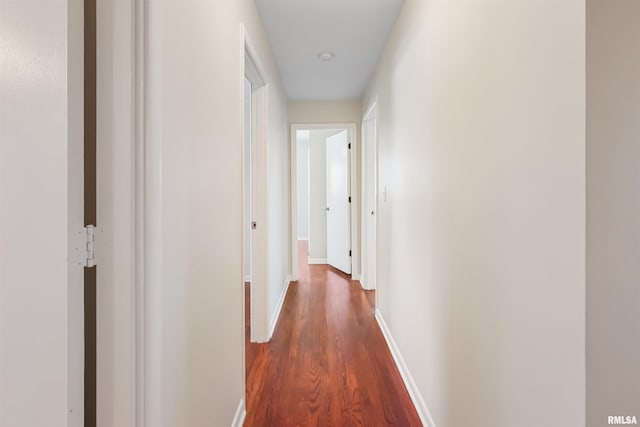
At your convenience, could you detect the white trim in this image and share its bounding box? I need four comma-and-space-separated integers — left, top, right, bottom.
231, 398, 246, 427
242, 25, 271, 344
134, 0, 146, 425
290, 123, 359, 282
289, 126, 299, 281
297, 236, 309, 241
268, 276, 291, 340
363, 98, 378, 122
144, 1, 165, 422
95, 0, 145, 423
244, 275, 252, 283
308, 258, 328, 265
244, 33, 266, 87
361, 98, 378, 294
375, 309, 436, 427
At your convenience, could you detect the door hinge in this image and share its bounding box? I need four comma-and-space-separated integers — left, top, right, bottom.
348, 143, 351, 149
85, 225, 96, 268
349, 250, 352, 257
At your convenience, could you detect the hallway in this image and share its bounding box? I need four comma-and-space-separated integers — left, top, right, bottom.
245, 242, 421, 426
5, 0, 640, 426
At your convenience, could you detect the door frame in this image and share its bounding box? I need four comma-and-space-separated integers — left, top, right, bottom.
289, 123, 359, 281
242, 27, 271, 345
361, 99, 378, 292
94, 0, 141, 425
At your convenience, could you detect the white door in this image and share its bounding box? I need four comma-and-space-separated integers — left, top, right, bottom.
363, 112, 377, 290
0, 1, 84, 425
326, 130, 351, 274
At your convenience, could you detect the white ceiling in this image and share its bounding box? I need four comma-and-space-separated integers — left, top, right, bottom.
255, 0, 405, 100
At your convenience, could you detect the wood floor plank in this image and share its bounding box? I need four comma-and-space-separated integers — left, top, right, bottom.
245, 242, 422, 426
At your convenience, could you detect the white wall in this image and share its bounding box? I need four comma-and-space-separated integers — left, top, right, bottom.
288, 100, 362, 125
363, 1, 585, 426
296, 131, 309, 240
145, 0, 289, 425
586, 1, 640, 424
0, 0, 84, 425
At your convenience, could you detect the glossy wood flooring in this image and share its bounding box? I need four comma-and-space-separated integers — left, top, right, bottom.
244, 241, 422, 426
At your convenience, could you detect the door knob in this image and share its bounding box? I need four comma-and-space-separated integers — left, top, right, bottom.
371, 211, 375, 215
325, 207, 330, 211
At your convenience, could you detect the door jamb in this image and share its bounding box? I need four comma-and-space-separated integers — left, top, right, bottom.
290, 123, 359, 281
242, 27, 270, 346
91, 0, 146, 423
361, 99, 378, 294
134, 0, 146, 425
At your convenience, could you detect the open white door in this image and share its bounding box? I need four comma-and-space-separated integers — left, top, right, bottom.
326, 130, 351, 274
0, 0, 84, 425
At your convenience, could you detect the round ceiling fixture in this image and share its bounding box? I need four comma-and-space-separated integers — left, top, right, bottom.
317, 51, 335, 62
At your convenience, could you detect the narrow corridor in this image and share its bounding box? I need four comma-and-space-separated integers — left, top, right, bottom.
244, 242, 421, 426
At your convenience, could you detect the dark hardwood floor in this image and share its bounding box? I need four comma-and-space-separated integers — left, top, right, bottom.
244, 241, 422, 426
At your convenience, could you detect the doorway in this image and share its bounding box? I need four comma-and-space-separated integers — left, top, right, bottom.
290, 124, 358, 279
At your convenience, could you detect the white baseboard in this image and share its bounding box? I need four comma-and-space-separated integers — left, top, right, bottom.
308, 258, 327, 264
375, 309, 436, 427
231, 398, 246, 427
244, 275, 251, 283
353, 276, 372, 291
268, 276, 291, 340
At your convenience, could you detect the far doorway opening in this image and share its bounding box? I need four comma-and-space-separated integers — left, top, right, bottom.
290, 124, 358, 279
